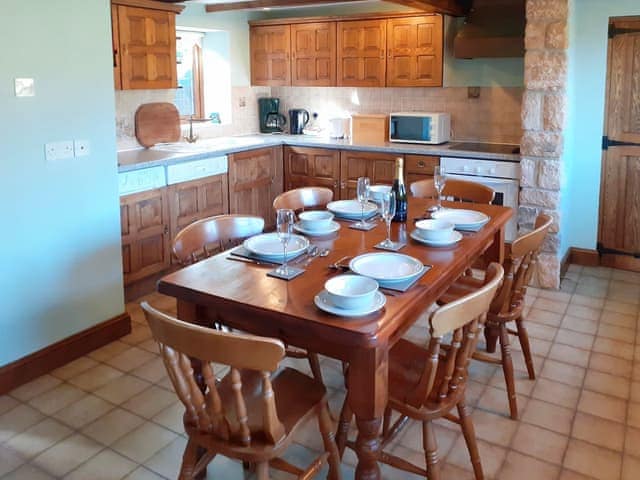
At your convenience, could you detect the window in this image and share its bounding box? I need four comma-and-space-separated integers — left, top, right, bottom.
176, 31, 204, 119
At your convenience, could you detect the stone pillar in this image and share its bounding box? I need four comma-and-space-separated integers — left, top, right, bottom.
519, 0, 568, 289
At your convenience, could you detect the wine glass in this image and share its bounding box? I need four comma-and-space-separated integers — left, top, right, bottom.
276, 209, 295, 275
433, 166, 447, 211
355, 176, 371, 227
380, 191, 396, 247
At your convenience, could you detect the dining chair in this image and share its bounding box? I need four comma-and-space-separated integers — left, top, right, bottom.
336, 263, 504, 480
141, 302, 342, 480
439, 214, 553, 420
273, 186, 334, 213
171, 214, 324, 383
443, 179, 495, 204
409, 178, 437, 198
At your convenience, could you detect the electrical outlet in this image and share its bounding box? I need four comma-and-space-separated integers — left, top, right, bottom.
45, 141, 74, 162
238, 96, 246, 108
74, 139, 90, 157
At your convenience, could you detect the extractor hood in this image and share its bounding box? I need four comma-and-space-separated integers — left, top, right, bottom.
453, 0, 525, 58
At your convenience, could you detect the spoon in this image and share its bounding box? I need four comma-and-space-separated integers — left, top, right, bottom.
319, 248, 330, 257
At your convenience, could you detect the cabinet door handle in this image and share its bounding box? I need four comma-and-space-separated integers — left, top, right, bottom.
418, 160, 425, 168
113, 49, 118, 68
164, 225, 169, 235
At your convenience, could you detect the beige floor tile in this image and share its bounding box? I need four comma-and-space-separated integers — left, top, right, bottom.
143, 435, 188, 479
88, 341, 131, 362
396, 420, 458, 459
581, 267, 612, 279
111, 421, 178, 463
554, 329, 595, 350
81, 408, 146, 446
0, 404, 45, 443
584, 370, 630, 399
53, 394, 115, 429
105, 346, 156, 373
122, 466, 166, 480
563, 439, 622, 480
32, 433, 102, 477
511, 336, 553, 357
136, 339, 160, 354
151, 402, 185, 434
541, 359, 586, 388
593, 337, 635, 360
525, 322, 558, 341
499, 451, 561, 480
603, 299, 638, 316
51, 357, 99, 380
548, 343, 590, 368
0, 395, 19, 416
575, 282, 608, 298
539, 289, 572, 303
5, 418, 72, 459
464, 380, 487, 406
129, 357, 167, 384
611, 269, 640, 284
67, 364, 124, 392
566, 304, 602, 321
511, 423, 569, 465
589, 353, 633, 378
559, 469, 599, 480
561, 314, 598, 335
622, 454, 640, 480
440, 463, 475, 479
467, 360, 500, 384
94, 374, 151, 405
532, 298, 568, 315
477, 385, 528, 418
597, 323, 635, 344
528, 307, 565, 327
121, 322, 153, 346
0, 444, 26, 476
9, 375, 61, 402
64, 448, 138, 480
624, 427, 640, 457
121, 386, 176, 419
627, 402, 640, 429
571, 412, 625, 451
466, 408, 518, 447
600, 310, 636, 329
570, 294, 605, 309
27, 383, 86, 416
578, 390, 627, 423
609, 280, 640, 296
488, 368, 537, 397
522, 399, 574, 435
631, 382, 640, 402
532, 378, 581, 409
446, 436, 506, 478
1, 464, 55, 480
607, 290, 640, 305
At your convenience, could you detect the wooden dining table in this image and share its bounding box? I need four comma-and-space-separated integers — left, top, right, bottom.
157, 198, 512, 480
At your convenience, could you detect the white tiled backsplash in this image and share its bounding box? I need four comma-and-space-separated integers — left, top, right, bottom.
115, 85, 522, 148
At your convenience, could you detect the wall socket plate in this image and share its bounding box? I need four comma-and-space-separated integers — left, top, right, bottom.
15, 78, 35, 97
45, 141, 74, 162
74, 139, 90, 157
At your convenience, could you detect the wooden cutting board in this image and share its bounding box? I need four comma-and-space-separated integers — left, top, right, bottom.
135, 102, 181, 147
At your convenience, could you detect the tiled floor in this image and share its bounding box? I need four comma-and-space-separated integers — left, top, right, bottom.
1, 264, 640, 479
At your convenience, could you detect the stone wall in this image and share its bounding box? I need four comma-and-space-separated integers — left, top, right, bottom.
519, 0, 568, 288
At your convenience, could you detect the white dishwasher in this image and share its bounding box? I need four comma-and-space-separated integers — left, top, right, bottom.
166, 156, 228, 184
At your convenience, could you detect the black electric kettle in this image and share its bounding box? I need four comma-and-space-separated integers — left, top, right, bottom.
289, 109, 310, 134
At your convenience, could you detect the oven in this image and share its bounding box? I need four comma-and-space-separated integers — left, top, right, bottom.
440, 156, 521, 242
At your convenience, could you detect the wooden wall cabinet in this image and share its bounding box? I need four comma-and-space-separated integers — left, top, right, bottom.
111, 1, 181, 90
291, 22, 337, 86
228, 147, 283, 229
250, 25, 291, 86
337, 19, 387, 87
120, 188, 171, 286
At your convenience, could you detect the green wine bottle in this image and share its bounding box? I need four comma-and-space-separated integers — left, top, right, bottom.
392, 157, 407, 222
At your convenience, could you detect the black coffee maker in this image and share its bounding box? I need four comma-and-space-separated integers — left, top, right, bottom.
258, 98, 286, 133
289, 109, 310, 134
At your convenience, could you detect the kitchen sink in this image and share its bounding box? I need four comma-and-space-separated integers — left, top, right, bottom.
152, 137, 259, 153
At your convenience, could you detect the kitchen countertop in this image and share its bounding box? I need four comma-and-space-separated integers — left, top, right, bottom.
117, 134, 520, 172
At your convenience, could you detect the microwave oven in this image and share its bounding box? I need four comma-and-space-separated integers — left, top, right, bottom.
389, 112, 451, 145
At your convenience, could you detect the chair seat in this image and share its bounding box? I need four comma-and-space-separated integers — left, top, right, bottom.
187, 367, 326, 461
388, 339, 463, 419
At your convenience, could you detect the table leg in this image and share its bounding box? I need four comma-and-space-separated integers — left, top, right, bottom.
484, 225, 506, 265
347, 347, 388, 480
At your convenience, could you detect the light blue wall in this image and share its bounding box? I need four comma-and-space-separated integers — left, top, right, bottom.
0, 1, 124, 365
564, 0, 640, 253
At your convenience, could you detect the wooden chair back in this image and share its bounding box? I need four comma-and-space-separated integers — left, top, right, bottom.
409, 178, 437, 198
490, 213, 553, 315
172, 214, 264, 265
141, 302, 287, 446
407, 263, 504, 408
272, 187, 334, 213
443, 179, 495, 204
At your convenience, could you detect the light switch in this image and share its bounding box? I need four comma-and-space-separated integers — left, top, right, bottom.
15, 78, 35, 97
74, 139, 91, 157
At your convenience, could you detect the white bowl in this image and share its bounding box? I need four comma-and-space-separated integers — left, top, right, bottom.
368, 185, 392, 202
414, 219, 455, 242
324, 274, 379, 310
298, 211, 334, 231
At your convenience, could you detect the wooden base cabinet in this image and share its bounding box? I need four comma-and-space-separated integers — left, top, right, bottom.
405, 154, 439, 186
339, 150, 398, 199
284, 146, 341, 198
228, 147, 283, 229
120, 188, 171, 286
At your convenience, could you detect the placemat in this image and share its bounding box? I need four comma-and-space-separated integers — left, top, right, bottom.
349, 221, 378, 231
373, 241, 406, 251
229, 246, 306, 265
378, 265, 432, 292
267, 266, 305, 280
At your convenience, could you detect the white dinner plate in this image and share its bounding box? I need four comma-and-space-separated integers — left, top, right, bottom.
327, 200, 378, 219
410, 230, 463, 247
349, 253, 424, 283
293, 221, 340, 236
315, 289, 386, 317
243, 233, 309, 260
431, 209, 490, 229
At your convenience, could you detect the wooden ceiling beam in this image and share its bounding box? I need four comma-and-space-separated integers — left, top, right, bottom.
385, 0, 468, 16
205, 0, 369, 13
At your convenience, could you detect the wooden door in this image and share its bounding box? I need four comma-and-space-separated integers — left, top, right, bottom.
337, 20, 386, 87
117, 6, 177, 89
228, 147, 283, 229
284, 146, 340, 198
111, 4, 122, 90
169, 173, 229, 247
599, 17, 640, 271
120, 188, 171, 285
386, 16, 443, 87
339, 151, 399, 199
291, 22, 336, 86
250, 25, 291, 86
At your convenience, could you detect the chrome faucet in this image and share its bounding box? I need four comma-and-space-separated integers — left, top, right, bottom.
184, 115, 199, 143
